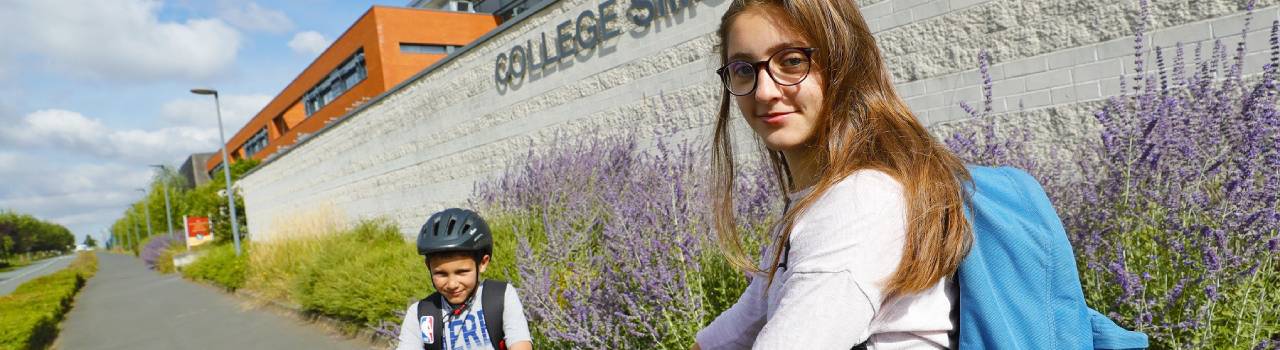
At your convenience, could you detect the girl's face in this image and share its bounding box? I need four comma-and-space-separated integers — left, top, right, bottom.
725, 9, 825, 153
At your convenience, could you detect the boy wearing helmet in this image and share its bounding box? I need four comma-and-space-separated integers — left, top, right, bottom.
396, 208, 533, 350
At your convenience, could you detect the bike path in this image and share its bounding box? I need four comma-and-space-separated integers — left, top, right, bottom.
57, 252, 373, 350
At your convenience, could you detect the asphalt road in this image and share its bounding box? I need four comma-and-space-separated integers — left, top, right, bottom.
56, 252, 373, 350
0, 254, 75, 296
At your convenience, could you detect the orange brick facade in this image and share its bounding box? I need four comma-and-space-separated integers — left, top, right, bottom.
207, 6, 498, 173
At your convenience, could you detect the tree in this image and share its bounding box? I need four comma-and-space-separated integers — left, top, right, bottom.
0, 236, 12, 260
83, 234, 97, 248
0, 210, 76, 254
179, 159, 258, 245
111, 158, 260, 248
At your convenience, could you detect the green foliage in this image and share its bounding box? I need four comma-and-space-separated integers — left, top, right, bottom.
110, 158, 259, 252
0, 252, 98, 350
154, 245, 180, 274
695, 222, 770, 325
0, 236, 11, 261
291, 220, 430, 328
0, 210, 75, 258
82, 235, 96, 248
484, 214, 527, 285
1077, 222, 1280, 349
141, 234, 183, 274
182, 243, 249, 291
181, 216, 524, 336
179, 159, 257, 246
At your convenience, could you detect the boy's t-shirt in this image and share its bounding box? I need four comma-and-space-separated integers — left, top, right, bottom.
396, 282, 532, 350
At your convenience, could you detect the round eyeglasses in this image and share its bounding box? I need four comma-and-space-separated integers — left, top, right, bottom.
717, 47, 817, 96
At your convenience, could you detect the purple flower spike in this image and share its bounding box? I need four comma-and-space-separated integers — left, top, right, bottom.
941, 2, 1280, 347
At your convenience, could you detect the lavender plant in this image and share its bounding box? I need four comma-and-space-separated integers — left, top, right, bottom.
474, 133, 780, 349
947, 1, 1280, 348
140, 235, 175, 271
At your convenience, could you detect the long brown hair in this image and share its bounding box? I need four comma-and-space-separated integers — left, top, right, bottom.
710, 0, 972, 300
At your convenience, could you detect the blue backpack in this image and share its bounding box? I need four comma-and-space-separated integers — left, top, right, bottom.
957, 166, 1149, 349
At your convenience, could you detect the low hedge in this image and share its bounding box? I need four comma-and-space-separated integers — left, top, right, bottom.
0, 252, 98, 350
181, 243, 248, 291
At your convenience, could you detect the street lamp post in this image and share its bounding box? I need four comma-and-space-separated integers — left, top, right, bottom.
191, 88, 242, 256
136, 189, 154, 242
150, 165, 177, 248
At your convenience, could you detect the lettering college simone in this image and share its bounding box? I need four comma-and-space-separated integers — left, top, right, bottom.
493, 0, 700, 87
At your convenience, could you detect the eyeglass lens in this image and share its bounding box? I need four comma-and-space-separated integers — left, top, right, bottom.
722, 48, 812, 96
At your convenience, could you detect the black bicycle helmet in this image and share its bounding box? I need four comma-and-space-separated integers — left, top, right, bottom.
417, 208, 493, 258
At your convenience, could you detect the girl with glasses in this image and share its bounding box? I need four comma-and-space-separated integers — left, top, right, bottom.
695, 0, 971, 348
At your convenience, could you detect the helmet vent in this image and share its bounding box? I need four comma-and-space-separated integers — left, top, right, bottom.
417, 208, 492, 257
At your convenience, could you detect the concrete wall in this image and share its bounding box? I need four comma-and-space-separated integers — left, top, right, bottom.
238, 0, 1275, 240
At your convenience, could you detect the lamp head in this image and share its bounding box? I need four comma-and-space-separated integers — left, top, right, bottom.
190, 88, 217, 96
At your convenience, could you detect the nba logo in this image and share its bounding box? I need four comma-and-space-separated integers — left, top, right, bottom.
420, 315, 435, 344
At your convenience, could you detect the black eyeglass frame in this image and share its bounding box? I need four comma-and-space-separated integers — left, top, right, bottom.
716, 47, 818, 96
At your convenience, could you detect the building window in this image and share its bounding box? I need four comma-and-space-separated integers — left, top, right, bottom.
273, 115, 289, 135
496, 4, 527, 22
449, 0, 475, 12
303, 49, 367, 116
210, 162, 224, 178
244, 127, 269, 157
400, 43, 459, 55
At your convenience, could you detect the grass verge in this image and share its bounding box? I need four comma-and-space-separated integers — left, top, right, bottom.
0, 252, 98, 350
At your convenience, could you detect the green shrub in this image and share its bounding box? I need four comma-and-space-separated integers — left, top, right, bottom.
188, 217, 525, 336
182, 243, 249, 291
483, 213, 527, 285
154, 244, 180, 274
0, 252, 97, 350
293, 220, 430, 328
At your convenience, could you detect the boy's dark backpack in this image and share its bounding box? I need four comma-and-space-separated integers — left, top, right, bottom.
418, 279, 508, 350
957, 166, 1148, 349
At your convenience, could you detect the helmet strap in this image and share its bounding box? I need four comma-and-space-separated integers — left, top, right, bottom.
442, 276, 484, 323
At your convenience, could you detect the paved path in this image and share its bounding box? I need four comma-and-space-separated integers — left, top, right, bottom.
0, 254, 74, 296
57, 252, 374, 350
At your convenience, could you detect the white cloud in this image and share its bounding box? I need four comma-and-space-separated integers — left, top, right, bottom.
0, 0, 241, 81
219, 1, 294, 34
160, 94, 272, 129
0, 109, 222, 163
288, 31, 331, 56
0, 153, 153, 241
0, 159, 148, 201
0, 152, 18, 169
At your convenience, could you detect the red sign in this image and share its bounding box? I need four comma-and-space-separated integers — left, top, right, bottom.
184, 216, 213, 247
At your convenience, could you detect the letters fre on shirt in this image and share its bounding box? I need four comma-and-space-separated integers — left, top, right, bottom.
396, 282, 533, 350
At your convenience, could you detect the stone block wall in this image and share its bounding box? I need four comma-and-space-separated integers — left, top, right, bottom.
238, 0, 1272, 240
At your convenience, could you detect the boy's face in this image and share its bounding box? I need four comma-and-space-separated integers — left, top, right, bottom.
428, 253, 490, 305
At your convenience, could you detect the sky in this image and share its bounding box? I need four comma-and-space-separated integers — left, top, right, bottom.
0, 0, 406, 245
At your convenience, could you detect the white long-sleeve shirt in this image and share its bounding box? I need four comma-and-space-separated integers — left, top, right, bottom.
696, 169, 957, 350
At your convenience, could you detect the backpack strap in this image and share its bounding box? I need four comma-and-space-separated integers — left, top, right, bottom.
481, 279, 508, 350
417, 293, 445, 350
